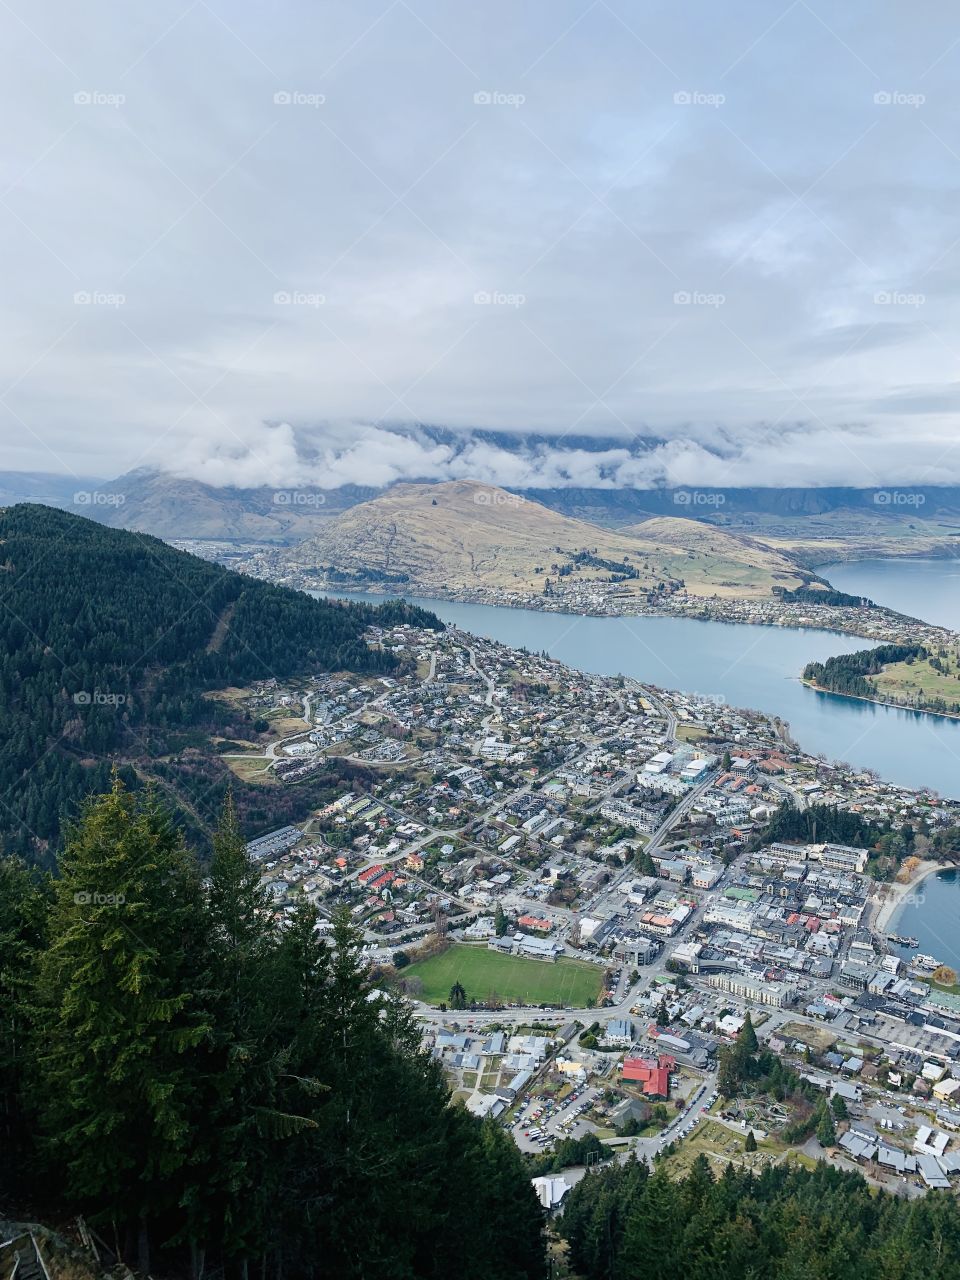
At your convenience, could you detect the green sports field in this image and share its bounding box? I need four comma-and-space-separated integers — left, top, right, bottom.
404, 943, 603, 1007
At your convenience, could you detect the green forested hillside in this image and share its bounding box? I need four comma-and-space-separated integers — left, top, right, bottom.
0, 785, 544, 1279
561, 1155, 960, 1279
0, 504, 440, 860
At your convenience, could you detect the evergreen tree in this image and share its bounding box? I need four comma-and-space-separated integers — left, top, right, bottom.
0, 855, 48, 1196
831, 1091, 849, 1120
816, 1102, 837, 1148
744, 1129, 757, 1153
32, 780, 210, 1269
190, 791, 312, 1272
494, 901, 508, 937
739, 1011, 758, 1053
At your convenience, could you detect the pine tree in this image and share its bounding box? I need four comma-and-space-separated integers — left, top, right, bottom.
32, 780, 210, 1269
744, 1129, 757, 1152
190, 791, 311, 1273
0, 855, 48, 1196
494, 901, 507, 936
830, 1091, 849, 1120
739, 1011, 759, 1053
816, 1102, 837, 1148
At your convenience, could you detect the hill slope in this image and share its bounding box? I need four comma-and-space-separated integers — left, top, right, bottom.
0, 503, 439, 859
95, 469, 377, 542
274, 480, 808, 599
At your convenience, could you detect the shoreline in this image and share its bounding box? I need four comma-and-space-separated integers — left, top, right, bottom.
306, 582, 943, 648
801, 678, 960, 725
874, 860, 943, 935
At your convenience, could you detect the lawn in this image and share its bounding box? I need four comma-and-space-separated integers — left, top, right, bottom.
405, 944, 603, 1007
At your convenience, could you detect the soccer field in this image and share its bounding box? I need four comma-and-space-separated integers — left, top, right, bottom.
404, 943, 603, 1007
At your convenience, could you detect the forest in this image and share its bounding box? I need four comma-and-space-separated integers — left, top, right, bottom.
560, 1154, 960, 1279
0, 783, 544, 1280
752, 803, 906, 851
802, 643, 926, 699
775, 585, 875, 608
0, 504, 441, 861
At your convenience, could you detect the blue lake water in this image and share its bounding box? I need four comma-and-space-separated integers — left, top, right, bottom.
888, 868, 960, 971
318, 581, 960, 797
819, 557, 960, 631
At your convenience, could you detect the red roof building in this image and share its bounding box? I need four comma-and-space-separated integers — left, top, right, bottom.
621, 1054, 674, 1099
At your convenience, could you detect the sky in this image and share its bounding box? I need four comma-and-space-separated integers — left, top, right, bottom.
3, 0, 960, 490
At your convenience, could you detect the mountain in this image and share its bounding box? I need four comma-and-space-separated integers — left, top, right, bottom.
85, 469, 379, 542
45, 466, 960, 547
0, 470, 107, 508
0, 503, 440, 861
273, 480, 809, 598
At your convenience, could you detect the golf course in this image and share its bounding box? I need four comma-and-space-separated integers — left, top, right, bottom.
403, 943, 604, 1007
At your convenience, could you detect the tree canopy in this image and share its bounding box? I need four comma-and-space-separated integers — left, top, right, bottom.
3, 782, 544, 1280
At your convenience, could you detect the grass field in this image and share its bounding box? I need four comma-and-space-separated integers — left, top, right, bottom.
871, 649, 960, 712
405, 944, 603, 1007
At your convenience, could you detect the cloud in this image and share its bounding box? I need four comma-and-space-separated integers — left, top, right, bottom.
2, 1, 960, 487
159, 418, 960, 492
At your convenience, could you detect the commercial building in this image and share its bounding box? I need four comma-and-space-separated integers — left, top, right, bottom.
707, 971, 793, 1008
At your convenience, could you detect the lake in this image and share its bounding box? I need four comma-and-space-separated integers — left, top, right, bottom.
889, 868, 960, 972
819, 557, 960, 631
317, 583, 960, 796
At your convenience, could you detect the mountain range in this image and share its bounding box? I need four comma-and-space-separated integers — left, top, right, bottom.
263, 479, 812, 599
7, 467, 960, 552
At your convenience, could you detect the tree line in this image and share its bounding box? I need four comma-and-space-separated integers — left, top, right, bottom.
560, 1153, 960, 1279
0, 781, 544, 1280
802, 643, 926, 700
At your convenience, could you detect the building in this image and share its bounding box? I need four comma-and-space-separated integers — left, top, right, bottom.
517, 914, 553, 933
614, 936, 661, 967
246, 825, 302, 860
811, 843, 869, 874
531, 1176, 570, 1212
671, 941, 703, 973
692, 862, 724, 889
707, 971, 793, 1008
621, 1053, 675, 1098
605, 1018, 635, 1046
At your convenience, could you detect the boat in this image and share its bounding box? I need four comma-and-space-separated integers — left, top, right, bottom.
887, 934, 919, 948
914, 954, 940, 970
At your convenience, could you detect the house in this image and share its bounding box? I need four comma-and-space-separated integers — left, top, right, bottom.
609, 1097, 651, 1130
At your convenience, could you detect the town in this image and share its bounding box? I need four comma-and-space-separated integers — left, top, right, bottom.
224, 619, 960, 1204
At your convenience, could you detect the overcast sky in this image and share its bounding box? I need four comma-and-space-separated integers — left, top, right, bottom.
3, 1, 960, 489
